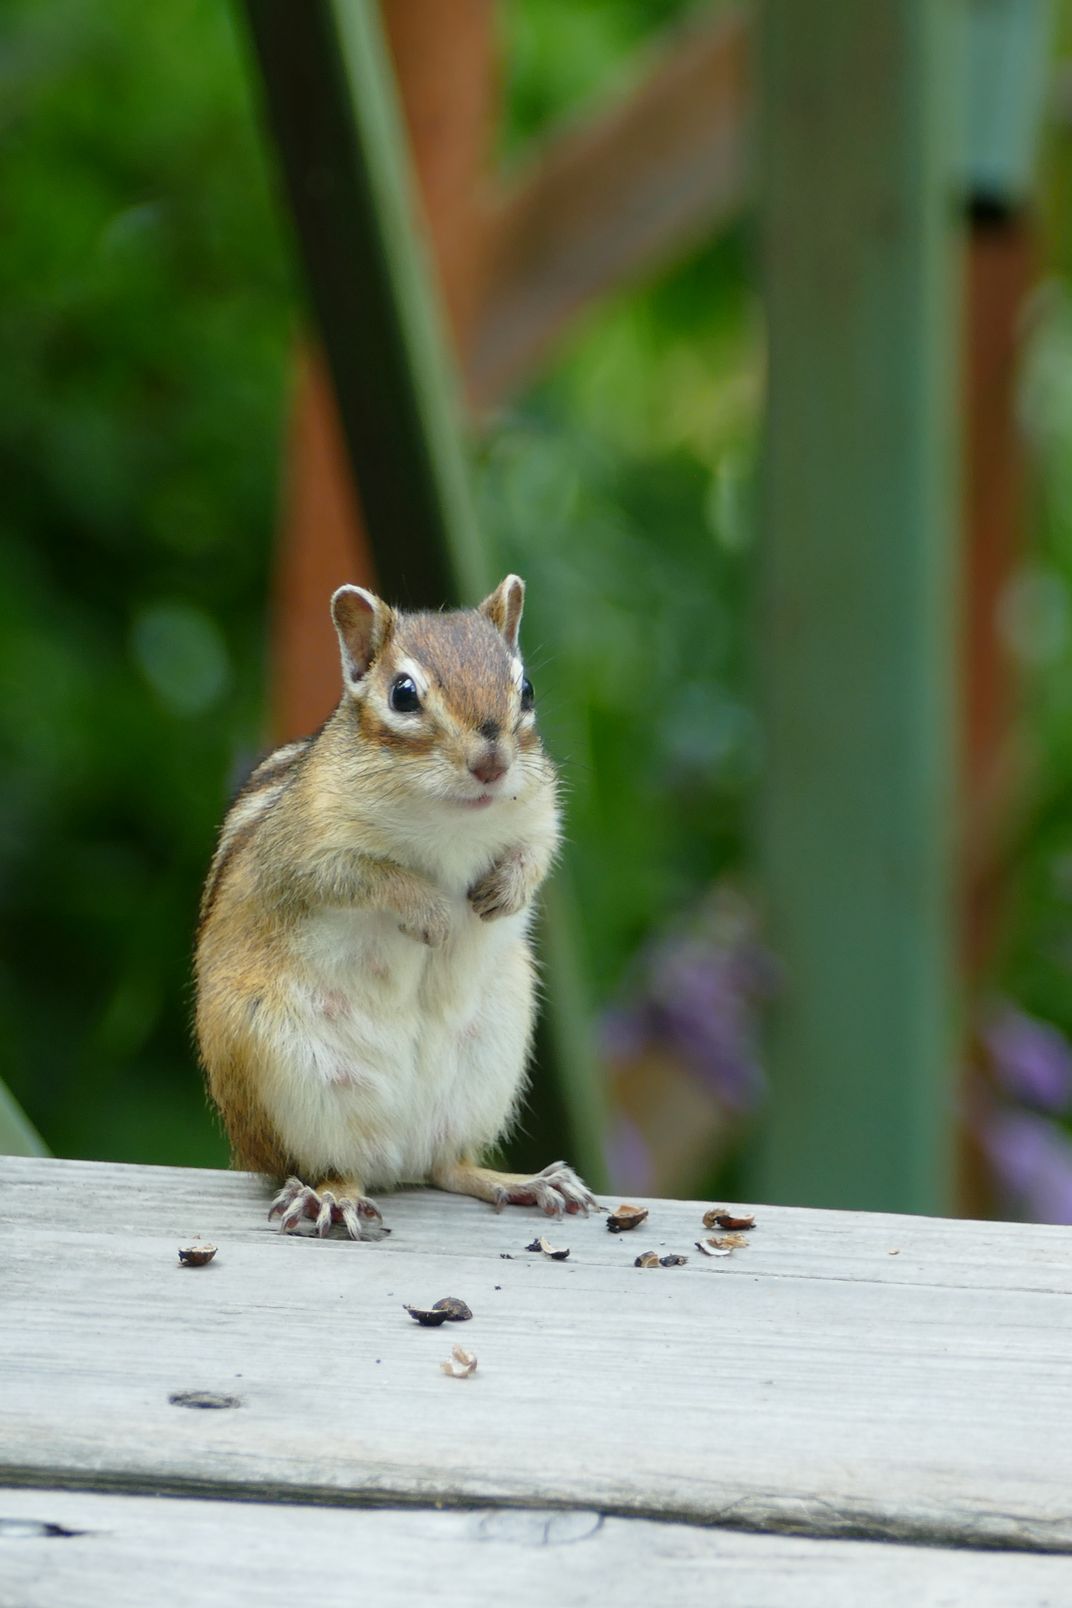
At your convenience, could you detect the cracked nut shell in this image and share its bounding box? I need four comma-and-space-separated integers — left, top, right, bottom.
404, 1305, 450, 1326
432, 1297, 473, 1322
178, 1244, 217, 1267
606, 1204, 649, 1233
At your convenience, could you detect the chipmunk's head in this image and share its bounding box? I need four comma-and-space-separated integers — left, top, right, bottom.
330, 576, 547, 812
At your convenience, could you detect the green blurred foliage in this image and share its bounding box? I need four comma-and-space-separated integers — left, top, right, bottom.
2, 0, 753, 1165
1, 0, 294, 1161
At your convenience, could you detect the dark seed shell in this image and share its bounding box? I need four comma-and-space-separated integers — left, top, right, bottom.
404, 1305, 450, 1326
432, 1297, 473, 1322
524, 1236, 570, 1260
659, 1254, 688, 1267
606, 1204, 649, 1234
702, 1208, 756, 1231
178, 1244, 217, 1267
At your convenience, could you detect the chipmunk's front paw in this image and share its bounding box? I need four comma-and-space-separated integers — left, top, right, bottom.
397, 896, 451, 947
268, 1177, 388, 1241
496, 1161, 600, 1218
468, 850, 534, 922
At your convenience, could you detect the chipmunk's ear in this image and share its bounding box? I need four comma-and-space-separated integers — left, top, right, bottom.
479, 574, 525, 654
331, 585, 394, 686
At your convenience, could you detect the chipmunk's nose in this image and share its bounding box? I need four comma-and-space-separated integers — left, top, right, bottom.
470, 747, 508, 786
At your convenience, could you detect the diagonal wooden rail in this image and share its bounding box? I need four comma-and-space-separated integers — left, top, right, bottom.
466, 6, 748, 408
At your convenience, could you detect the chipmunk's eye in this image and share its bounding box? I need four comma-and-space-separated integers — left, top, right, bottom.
390, 675, 421, 714
520, 676, 534, 712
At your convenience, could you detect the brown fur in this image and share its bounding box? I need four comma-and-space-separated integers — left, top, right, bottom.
197, 739, 313, 931
242, 742, 312, 793
195, 588, 553, 1205
397, 613, 515, 733
198, 817, 262, 935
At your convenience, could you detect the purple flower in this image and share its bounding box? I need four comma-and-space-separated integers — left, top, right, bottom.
602, 1113, 655, 1196
981, 1107, 1072, 1225
982, 1004, 1072, 1114
600, 887, 777, 1116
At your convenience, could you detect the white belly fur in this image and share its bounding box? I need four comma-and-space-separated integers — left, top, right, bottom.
257, 896, 535, 1188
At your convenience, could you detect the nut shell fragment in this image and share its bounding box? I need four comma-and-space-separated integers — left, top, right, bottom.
432, 1297, 473, 1322
659, 1254, 688, 1267
702, 1208, 756, 1231
177, 1243, 217, 1267
634, 1251, 661, 1268
525, 1236, 570, 1261
404, 1305, 450, 1326
441, 1344, 478, 1378
606, 1204, 649, 1234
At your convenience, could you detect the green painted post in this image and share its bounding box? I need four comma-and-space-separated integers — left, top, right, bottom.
755, 3, 962, 1213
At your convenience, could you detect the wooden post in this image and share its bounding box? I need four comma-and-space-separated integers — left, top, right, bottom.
269, 0, 496, 742
755, 4, 961, 1213
272, 346, 375, 742
244, 0, 486, 611
958, 210, 1034, 1218
957, 0, 1052, 1213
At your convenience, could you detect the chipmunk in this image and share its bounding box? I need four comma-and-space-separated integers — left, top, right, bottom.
194, 575, 598, 1238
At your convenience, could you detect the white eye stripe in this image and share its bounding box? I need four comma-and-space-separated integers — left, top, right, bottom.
393, 657, 430, 698
379, 657, 433, 727
381, 712, 428, 737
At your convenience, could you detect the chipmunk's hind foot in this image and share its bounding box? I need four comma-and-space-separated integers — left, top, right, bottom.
433, 1159, 601, 1218
268, 1175, 389, 1240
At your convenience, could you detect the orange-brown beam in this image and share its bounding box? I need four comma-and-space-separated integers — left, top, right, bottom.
959, 206, 1035, 1216
270, 0, 497, 744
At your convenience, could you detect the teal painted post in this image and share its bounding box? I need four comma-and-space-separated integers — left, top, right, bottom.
755, 4, 962, 1213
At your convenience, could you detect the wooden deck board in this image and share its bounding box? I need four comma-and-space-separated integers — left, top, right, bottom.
3, 1487, 1071, 1608
3, 1156, 1072, 1553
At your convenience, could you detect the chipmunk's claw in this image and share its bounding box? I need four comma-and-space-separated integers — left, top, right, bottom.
268, 1176, 388, 1240
496, 1161, 601, 1218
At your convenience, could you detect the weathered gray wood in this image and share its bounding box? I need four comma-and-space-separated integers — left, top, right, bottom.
3, 1487, 1071, 1608
4, 1157, 1072, 1552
